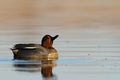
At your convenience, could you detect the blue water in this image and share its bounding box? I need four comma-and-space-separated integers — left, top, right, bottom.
0, 24, 120, 80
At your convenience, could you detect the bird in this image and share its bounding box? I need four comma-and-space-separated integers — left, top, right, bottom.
11, 35, 59, 60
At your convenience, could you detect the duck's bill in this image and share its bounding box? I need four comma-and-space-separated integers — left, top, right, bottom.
52, 35, 59, 41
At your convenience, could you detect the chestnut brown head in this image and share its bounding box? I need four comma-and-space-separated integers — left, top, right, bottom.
41, 35, 59, 48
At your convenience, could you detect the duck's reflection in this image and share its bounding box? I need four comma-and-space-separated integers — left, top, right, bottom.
13, 60, 57, 80
41, 60, 53, 78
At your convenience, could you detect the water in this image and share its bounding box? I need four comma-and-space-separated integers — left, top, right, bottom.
0, 0, 120, 80
0, 26, 120, 80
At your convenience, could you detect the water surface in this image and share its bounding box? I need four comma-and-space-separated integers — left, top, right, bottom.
0, 26, 120, 80
0, 0, 120, 80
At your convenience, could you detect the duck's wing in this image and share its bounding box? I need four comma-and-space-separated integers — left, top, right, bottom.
14, 44, 41, 49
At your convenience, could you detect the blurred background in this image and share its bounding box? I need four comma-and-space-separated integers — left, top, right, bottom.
0, 0, 120, 80
0, 0, 120, 42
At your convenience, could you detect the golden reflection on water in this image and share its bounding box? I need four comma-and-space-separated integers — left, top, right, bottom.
13, 60, 57, 79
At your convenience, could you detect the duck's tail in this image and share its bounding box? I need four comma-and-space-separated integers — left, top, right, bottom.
10, 48, 19, 55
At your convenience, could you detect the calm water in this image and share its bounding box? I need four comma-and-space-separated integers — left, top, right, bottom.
0, 0, 120, 80
0, 26, 120, 80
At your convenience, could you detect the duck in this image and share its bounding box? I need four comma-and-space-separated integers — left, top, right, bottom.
11, 35, 59, 60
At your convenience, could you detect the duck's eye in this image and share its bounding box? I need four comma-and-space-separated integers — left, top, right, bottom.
44, 36, 51, 41
47, 36, 51, 39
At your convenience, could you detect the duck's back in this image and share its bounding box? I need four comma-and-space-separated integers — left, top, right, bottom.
14, 44, 41, 49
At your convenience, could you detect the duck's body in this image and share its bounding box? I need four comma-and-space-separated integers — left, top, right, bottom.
11, 35, 59, 60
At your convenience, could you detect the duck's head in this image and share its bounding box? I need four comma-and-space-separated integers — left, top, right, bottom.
41, 35, 59, 49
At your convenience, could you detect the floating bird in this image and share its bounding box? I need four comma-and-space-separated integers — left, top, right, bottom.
11, 35, 59, 60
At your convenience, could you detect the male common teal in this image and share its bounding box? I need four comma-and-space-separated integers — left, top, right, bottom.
11, 35, 59, 60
